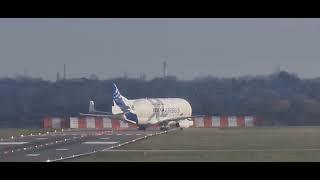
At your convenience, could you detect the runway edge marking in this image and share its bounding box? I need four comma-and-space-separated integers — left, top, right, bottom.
47, 129, 175, 162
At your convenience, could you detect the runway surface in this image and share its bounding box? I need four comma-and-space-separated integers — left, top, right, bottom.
0, 129, 160, 162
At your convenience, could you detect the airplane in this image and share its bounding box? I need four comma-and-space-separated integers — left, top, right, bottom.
80, 83, 200, 131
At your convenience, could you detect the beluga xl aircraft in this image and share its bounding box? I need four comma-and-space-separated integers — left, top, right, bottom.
80, 83, 200, 130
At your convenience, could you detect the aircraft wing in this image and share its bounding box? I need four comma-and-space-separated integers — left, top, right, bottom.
89, 110, 113, 115
158, 115, 204, 124
79, 113, 119, 118
87, 100, 113, 115
79, 112, 137, 124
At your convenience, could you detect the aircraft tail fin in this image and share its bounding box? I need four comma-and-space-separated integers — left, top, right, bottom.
112, 83, 131, 112
111, 83, 139, 123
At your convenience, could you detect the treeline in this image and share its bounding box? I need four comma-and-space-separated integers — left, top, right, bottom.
1, 71, 320, 127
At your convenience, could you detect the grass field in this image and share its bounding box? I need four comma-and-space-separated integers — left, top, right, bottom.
70, 127, 320, 162
0, 128, 56, 139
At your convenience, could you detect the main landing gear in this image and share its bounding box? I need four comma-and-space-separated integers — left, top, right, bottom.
159, 126, 169, 131
159, 122, 183, 131
175, 122, 183, 130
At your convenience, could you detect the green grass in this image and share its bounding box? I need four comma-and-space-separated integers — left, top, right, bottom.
0, 128, 58, 139
69, 127, 320, 162
72, 149, 320, 162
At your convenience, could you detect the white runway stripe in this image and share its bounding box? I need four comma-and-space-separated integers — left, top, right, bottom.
82, 141, 118, 145
56, 149, 69, 151
25, 154, 40, 157
36, 138, 48, 140
0, 142, 28, 145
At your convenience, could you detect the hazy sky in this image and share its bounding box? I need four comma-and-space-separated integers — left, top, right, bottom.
1, 18, 320, 81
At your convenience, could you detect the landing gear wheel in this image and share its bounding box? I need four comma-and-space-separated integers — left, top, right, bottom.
160, 126, 168, 131
175, 123, 180, 127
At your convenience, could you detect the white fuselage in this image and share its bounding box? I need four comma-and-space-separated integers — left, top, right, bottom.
112, 98, 192, 125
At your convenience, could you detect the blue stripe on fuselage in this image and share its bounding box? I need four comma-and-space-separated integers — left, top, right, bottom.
124, 112, 138, 124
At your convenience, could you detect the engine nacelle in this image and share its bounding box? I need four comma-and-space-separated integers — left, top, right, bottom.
167, 119, 193, 128
168, 121, 176, 127
178, 119, 193, 128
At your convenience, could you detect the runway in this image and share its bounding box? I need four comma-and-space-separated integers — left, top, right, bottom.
0, 129, 161, 162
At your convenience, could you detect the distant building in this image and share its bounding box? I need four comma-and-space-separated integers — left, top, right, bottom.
163, 60, 167, 78
56, 72, 60, 82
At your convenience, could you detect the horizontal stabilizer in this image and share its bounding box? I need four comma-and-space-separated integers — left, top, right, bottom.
88, 100, 113, 115
79, 112, 137, 124
158, 115, 205, 124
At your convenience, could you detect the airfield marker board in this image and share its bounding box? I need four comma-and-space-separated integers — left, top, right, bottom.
220, 116, 229, 127
228, 116, 237, 127
103, 118, 112, 129
212, 116, 220, 127
78, 117, 87, 129
86, 117, 96, 128
236, 116, 245, 127
95, 117, 103, 129
194, 117, 204, 127
204, 116, 212, 128
70, 117, 79, 129
112, 119, 120, 130
52, 118, 62, 129
245, 116, 254, 127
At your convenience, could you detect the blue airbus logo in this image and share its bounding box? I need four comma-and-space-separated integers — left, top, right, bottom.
112, 83, 139, 123
112, 83, 125, 107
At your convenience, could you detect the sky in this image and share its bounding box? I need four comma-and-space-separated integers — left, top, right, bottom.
0, 18, 320, 81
